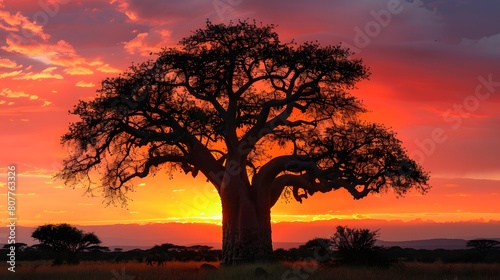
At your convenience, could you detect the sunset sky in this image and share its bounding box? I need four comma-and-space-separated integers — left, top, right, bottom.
1, 0, 499, 245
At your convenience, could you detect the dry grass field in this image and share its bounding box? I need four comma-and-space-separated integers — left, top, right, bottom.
1, 261, 499, 280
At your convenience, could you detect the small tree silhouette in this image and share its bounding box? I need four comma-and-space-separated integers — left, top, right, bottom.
466, 239, 500, 261
331, 226, 387, 266
2, 242, 28, 252
299, 238, 334, 264
31, 223, 101, 265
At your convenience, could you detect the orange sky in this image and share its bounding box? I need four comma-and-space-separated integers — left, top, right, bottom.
1, 0, 499, 244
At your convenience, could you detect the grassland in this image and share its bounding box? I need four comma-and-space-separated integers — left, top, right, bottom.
1, 261, 499, 280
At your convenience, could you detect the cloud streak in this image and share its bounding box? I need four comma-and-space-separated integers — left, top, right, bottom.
64, 67, 94, 75
123, 28, 172, 56
14, 66, 63, 80
0, 70, 21, 78
0, 88, 37, 99
0, 57, 22, 68
76, 81, 95, 87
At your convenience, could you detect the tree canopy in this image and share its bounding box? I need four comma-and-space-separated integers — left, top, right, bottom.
467, 239, 500, 261
57, 20, 429, 205
31, 223, 101, 264
331, 226, 379, 253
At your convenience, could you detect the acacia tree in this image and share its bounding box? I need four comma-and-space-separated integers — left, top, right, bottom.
57, 20, 430, 265
31, 223, 101, 264
466, 239, 500, 261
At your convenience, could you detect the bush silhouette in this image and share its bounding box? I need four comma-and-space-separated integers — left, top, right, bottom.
331, 226, 392, 266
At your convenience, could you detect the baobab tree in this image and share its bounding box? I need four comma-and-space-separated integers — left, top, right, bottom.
57, 20, 430, 265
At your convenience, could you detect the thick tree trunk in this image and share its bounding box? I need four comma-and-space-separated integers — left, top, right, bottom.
220, 172, 274, 265
221, 223, 273, 265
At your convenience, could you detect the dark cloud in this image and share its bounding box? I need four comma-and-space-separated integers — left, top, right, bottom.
420, 0, 500, 41
44, 1, 145, 49
125, 0, 213, 22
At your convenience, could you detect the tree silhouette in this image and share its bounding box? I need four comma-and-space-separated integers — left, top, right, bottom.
57, 20, 430, 265
330, 226, 384, 266
298, 237, 334, 264
31, 223, 101, 264
466, 239, 500, 261
2, 242, 28, 252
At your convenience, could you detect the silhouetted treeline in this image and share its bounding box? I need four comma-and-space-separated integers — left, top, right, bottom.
2, 241, 499, 264
273, 245, 500, 264
383, 246, 500, 263
1, 243, 221, 264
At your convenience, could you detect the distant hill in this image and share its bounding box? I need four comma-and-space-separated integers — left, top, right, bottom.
377, 238, 500, 250
377, 239, 469, 250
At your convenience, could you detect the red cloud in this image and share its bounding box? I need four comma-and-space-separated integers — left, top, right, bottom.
0, 10, 50, 41
64, 67, 94, 75
96, 63, 121, 73
110, 0, 138, 22
0, 70, 22, 78
14, 66, 63, 80
0, 88, 45, 104
75, 81, 95, 88
0, 88, 30, 98
2, 35, 85, 66
0, 57, 22, 68
123, 28, 172, 56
